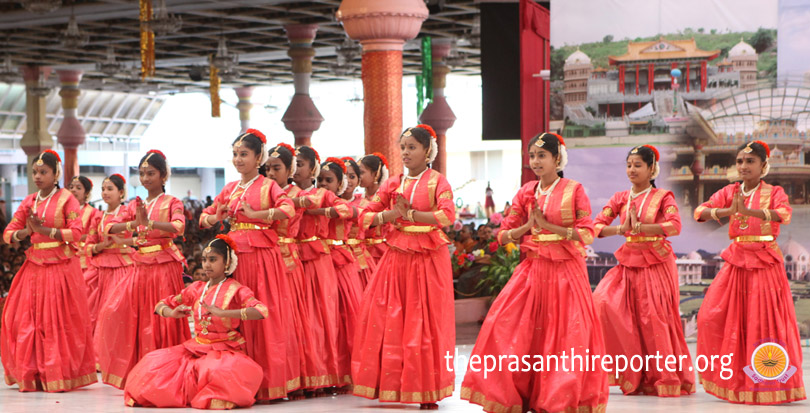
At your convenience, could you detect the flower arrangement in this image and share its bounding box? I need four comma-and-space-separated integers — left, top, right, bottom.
452, 249, 475, 273
476, 242, 520, 299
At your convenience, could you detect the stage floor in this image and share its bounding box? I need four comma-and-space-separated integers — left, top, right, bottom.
0, 343, 807, 412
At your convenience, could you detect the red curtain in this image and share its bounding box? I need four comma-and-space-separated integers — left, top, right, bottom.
520, 0, 550, 185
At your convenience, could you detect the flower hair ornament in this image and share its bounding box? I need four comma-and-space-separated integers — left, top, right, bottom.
207, 234, 239, 275
323, 157, 348, 196
631, 144, 661, 180
534, 133, 567, 172
359, 152, 390, 184
744, 140, 771, 178
105, 174, 128, 200
37, 149, 63, 181
235, 129, 268, 167
296, 146, 321, 179
142, 149, 171, 180
271, 142, 297, 176
417, 124, 439, 164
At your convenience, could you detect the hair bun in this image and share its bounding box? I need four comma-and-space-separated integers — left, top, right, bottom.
146, 149, 167, 160
43, 149, 62, 163
275, 142, 294, 153
325, 157, 347, 173
415, 124, 437, 139
111, 173, 127, 184
215, 234, 238, 251
245, 128, 267, 144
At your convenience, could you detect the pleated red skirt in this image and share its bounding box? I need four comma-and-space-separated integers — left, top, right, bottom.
85, 265, 132, 336
230, 247, 300, 400
697, 261, 806, 404
461, 257, 609, 413
592, 257, 695, 396
333, 251, 363, 386
1, 258, 97, 392
352, 245, 455, 404
297, 255, 341, 388
95, 260, 190, 389
124, 341, 263, 409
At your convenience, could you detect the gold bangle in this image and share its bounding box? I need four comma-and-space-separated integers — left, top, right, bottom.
631, 222, 641, 235
566, 227, 574, 240
50, 227, 58, 239
126, 221, 134, 232
763, 209, 771, 222
158, 306, 167, 317
267, 208, 275, 221
240, 308, 248, 320
147, 219, 154, 231
407, 209, 416, 222
710, 208, 719, 221
376, 212, 384, 226
11, 230, 20, 242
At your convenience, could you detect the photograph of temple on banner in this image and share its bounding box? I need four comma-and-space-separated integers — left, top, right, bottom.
551, 0, 810, 339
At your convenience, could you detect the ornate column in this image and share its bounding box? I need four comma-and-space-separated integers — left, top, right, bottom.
418, 38, 456, 175
337, 0, 429, 174
281, 24, 324, 147
235, 86, 254, 134
20, 66, 53, 192
56, 70, 86, 183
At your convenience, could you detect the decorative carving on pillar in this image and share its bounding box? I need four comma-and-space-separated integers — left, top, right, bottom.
418, 38, 456, 175
337, 0, 428, 175
20, 66, 53, 192
56, 69, 85, 183
281, 24, 324, 148
235, 86, 254, 134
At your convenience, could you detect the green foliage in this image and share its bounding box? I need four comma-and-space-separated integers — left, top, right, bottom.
476, 246, 521, 299
602, 34, 613, 44
749, 27, 775, 53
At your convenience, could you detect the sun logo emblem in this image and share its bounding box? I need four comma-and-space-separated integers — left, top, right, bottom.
743, 341, 797, 384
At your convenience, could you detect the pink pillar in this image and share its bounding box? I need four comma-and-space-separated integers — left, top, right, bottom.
235, 86, 254, 134
337, 0, 428, 175
418, 38, 456, 176
20, 66, 53, 192
281, 24, 324, 148
56, 70, 86, 183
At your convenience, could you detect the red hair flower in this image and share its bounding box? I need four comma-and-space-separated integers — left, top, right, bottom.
325, 157, 347, 173
752, 140, 770, 157
275, 142, 294, 153
215, 234, 238, 251
311, 147, 321, 163
642, 144, 660, 161
111, 173, 127, 184
146, 149, 167, 160
245, 128, 267, 144
341, 156, 355, 164
43, 149, 62, 163
415, 124, 437, 139
550, 133, 566, 147
371, 152, 389, 169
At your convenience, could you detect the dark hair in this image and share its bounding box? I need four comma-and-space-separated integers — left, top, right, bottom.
400, 126, 432, 150
360, 154, 386, 184
232, 131, 264, 157
343, 157, 360, 177
627, 146, 657, 188
31, 151, 61, 188
269, 144, 295, 170
321, 160, 345, 182
106, 174, 126, 191
737, 141, 768, 163
71, 175, 93, 194
139, 151, 169, 193
205, 237, 235, 278
527, 132, 564, 178
296, 146, 319, 172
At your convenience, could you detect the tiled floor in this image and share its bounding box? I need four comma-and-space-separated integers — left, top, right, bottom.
1, 343, 807, 412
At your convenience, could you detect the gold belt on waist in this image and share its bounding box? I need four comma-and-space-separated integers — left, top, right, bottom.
625, 236, 663, 243
324, 239, 345, 246
138, 242, 173, 254
298, 236, 320, 243
398, 226, 435, 234
346, 239, 362, 246
365, 238, 386, 245
231, 222, 271, 231
34, 241, 65, 250
278, 237, 296, 244
531, 234, 565, 242
195, 336, 237, 345
733, 235, 774, 243
104, 244, 126, 250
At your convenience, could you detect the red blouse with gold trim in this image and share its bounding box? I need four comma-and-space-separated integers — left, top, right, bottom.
347, 194, 374, 270
3, 188, 82, 265
156, 278, 269, 352
693, 182, 791, 269
74, 204, 101, 268
106, 194, 185, 265
325, 195, 356, 268
593, 188, 681, 267
85, 206, 135, 268
273, 184, 303, 271
358, 169, 455, 252
497, 179, 594, 261
296, 186, 353, 261
200, 176, 294, 253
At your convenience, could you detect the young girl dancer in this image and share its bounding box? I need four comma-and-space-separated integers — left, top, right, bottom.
352, 125, 456, 410
461, 132, 608, 413
341, 156, 376, 289
84, 174, 135, 334
124, 235, 268, 409
199, 129, 300, 401
68, 175, 100, 272
357, 153, 390, 263
592, 145, 694, 396
694, 140, 805, 404
2, 150, 97, 391
96, 149, 190, 388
